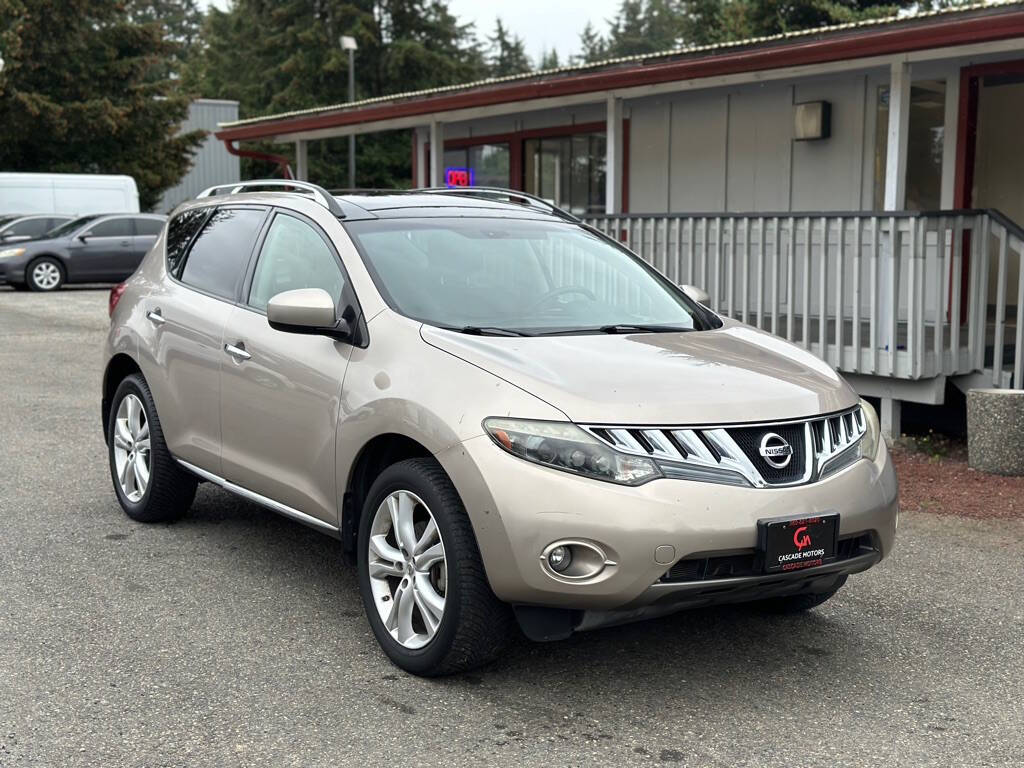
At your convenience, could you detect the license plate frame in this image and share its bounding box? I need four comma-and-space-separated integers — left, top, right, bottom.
757, 514, 839, 574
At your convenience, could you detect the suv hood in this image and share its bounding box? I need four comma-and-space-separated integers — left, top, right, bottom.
421, 317, 858, 425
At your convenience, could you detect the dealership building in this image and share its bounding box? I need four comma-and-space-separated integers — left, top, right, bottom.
214, 1, 1024, 436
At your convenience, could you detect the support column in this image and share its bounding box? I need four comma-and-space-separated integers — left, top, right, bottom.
414, 127, 428, 189
883, 61, 911, 211
294, 139, 308, 182
605, 95, 623, 214
880, 397, 902, 442
880, 61, 911, 438
429, 120, 444, 187
940, 68, 960, 209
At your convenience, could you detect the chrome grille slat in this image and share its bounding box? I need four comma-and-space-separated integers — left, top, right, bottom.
581, 405, 866, 488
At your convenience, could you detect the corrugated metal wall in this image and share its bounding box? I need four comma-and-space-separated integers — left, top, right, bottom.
156, 99, 241, 214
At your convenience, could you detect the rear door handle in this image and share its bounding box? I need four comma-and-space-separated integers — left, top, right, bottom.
224, 342, 251, 361
146, 309, 166, 326
119, 240, 131, 246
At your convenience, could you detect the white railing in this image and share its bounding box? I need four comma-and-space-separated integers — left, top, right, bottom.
582, 210, 1024, 388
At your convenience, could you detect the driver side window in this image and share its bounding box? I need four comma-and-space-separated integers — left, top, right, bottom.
248, 214, 346, 312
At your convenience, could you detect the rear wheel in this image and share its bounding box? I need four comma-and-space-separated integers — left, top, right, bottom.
27, 257, 64, 291
753, 576, 847, 613
107, 374, 197, 522
357, 458, 511, 676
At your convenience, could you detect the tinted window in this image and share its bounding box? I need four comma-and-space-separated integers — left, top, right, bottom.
8, 218, 51, 237
249, 214, 345, 312
166, 208, 211, 275
180, 207, 265, 300
134, 218, 164, 236
46, 215, 99, 238
89, 218, 134, 238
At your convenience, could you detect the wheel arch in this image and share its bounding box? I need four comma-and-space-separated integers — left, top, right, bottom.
102, 353, 143, 440
341, 433, 433, 561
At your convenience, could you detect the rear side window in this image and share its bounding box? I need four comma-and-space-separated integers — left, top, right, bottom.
179, 207, 265, 300
166, 209, 211, 275
134, 218, 164, 236
8, 218, 52, 237
89, 218, 134, 237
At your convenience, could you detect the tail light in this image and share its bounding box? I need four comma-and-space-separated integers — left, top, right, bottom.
109, 282, 127, 318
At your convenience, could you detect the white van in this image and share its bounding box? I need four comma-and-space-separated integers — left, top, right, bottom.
0, 173, 140, 215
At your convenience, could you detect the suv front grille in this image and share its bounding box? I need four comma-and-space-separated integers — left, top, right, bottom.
581, 405, 866, 488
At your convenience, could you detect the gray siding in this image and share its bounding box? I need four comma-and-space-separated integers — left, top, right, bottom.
156, 99, 241, 214
627, 73, 876, 214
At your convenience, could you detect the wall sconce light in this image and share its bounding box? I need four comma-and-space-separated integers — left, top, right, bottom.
794, 101, 831, 141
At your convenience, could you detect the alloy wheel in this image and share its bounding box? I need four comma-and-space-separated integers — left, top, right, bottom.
31, 261, 61, 290
112, 394, 151, 502
367, 490, 447, 649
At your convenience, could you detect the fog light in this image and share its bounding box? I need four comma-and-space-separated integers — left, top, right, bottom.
547, 545, 572, 572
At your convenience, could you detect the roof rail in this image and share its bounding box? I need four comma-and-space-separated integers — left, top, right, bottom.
416, 186, 581, 223
197, 179, 345, 218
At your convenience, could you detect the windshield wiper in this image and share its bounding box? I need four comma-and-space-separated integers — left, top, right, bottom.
457, 325, 535, 337
597, 324, 694, 334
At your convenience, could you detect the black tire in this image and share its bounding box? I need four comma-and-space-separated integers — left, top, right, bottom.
26, 256, 65, 292
107, 373, 197, 523
357, 458, 512, 676
753, 576, 847, 614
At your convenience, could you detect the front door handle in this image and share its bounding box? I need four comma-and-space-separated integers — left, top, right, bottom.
146, 309, 166, 326
224, 342, 251, 361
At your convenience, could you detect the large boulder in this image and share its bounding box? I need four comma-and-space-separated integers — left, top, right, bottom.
967, 388, 1024, 476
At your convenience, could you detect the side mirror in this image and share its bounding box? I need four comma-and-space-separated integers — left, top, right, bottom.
680, 284, 710, 305
267, 288, 350, 340
78, 232, 92, 242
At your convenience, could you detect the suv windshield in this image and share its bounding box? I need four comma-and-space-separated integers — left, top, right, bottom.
346, 218, 718, 335
46, 215, 100, 239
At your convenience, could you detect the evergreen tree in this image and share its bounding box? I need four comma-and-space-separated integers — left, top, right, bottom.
0, 0, 204, 210
487, 18, 531, 78
185, 0, 487, 187
538, 47, 560, 70
576, 21, 609, 63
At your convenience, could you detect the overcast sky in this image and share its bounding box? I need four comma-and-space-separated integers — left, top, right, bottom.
448, 0, 620, 62
199, 1, 621, 64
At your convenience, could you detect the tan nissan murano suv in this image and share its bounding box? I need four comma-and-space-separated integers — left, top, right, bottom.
102, 181, 898, 676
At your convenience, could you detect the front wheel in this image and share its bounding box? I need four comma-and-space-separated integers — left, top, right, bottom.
107, 373, 197, 522
27, 257, 64, 291
357, 458, 511, 676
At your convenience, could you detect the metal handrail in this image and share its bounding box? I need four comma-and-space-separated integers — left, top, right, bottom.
197, 180, 345, 217
416, 186, 581, 223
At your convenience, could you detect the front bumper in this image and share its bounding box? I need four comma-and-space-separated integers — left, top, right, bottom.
437, 435, 898, 612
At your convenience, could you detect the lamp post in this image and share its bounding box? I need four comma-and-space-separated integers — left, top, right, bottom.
340, 35, 358, 190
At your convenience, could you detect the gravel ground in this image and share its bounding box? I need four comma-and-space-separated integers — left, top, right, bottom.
893, 449, 1024, 520
1, 287, 1023, 768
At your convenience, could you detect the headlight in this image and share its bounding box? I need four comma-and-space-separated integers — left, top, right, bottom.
858, 399, 881, 460
483, 418, 661, 486
0, 247, 26, 259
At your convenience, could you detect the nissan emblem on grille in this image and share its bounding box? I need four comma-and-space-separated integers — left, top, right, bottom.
758, 433, 793, 468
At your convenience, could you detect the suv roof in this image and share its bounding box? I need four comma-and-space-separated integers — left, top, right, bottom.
194, 180, 578, 223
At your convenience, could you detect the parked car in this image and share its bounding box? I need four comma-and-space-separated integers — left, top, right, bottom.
0, 214, 74, 244
0, 213, 166, 291
0, 173, 140, 216
101, 181, 898, 676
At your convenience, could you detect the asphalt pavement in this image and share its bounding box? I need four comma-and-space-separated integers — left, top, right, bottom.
1, 287, 1022, 767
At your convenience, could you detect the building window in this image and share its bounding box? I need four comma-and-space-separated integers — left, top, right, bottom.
524, 132, 607, 215
873, 80, 946, 210
442, 143, 510, 187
